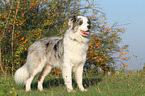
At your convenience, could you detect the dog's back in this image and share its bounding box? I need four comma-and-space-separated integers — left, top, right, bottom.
28, 37, 63, 67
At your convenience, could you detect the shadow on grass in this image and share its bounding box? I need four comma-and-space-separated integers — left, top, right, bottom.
31, 77, 102, 90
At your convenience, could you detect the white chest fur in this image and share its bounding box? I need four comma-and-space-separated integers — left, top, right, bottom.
63, 30, 89, 66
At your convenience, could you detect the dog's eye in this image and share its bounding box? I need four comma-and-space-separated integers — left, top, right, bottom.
79, 20, 83, 25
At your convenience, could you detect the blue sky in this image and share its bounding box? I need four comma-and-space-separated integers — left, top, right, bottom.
97, 0, 145, 70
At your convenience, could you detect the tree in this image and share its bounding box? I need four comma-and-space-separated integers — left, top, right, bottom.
0, 0, 129, 75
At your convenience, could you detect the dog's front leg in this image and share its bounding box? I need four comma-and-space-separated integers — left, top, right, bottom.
62, 66, 75, 92
75, 64, 88, 91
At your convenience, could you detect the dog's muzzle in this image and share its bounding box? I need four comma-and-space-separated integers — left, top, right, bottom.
80, 30, 90, 36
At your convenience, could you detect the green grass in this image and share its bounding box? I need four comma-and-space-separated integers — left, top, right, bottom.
0, 72, 145, 96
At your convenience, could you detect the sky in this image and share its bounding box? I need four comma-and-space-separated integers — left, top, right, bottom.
96, 0, 145, 70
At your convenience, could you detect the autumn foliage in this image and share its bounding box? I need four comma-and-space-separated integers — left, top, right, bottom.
0, 0, 129, 76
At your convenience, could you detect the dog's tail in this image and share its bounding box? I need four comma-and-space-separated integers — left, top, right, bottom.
14, 64, 29, 85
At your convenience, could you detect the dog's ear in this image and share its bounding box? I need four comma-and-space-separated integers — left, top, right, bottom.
71, 16, 77, 22
68, 16, 77, 28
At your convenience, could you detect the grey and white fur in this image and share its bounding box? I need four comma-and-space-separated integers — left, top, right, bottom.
14, 16, 91, 92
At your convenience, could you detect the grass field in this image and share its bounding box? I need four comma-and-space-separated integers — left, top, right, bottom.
0, 71, 145, 96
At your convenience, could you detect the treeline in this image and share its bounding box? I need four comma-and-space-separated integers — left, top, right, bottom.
0, 0, 128, 76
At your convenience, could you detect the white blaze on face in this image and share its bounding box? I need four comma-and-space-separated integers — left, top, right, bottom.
77, 16, 89, 31
77, 16, 90, 36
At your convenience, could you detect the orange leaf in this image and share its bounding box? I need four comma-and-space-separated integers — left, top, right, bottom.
96, 60, 99, 62
124, 52, 128, 55
121, 29, 125, 32
93, 57, 97, 59
121, 55, 124, 56
21, 37, 24, 40
3, 0, 7, 2
88, 5, 91, 8
123, 64, 128, 67
30, 3, 33, 6
123, 58, 129, 60
90, 51, 93, 53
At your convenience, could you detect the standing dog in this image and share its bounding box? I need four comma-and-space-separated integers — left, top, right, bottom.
14, 16, 91, 92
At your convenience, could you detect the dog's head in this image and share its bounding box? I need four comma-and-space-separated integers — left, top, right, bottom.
68, 16, 91, 37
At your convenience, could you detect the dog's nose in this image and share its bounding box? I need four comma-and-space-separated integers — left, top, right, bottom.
87, 25, 91, 29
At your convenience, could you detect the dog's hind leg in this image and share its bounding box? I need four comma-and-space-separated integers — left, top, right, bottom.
26, 74, 35, 92
26, 66, 42, 92
38, 64, 52, 91
74, 64, 88, 91
26, 66, 41, 92
25, 57, 47, 91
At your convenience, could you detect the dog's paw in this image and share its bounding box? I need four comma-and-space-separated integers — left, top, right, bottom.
38, 86, 44, 91
38, 88, 44, 91
68, 90, 76, 93
81, 89, 88, 92
26, 89, 31, 92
